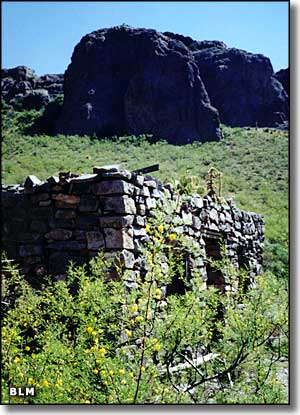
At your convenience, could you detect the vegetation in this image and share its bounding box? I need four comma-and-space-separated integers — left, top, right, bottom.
2, 105, 289, 278
1, 219, 288, 404
1, 105, 289, 404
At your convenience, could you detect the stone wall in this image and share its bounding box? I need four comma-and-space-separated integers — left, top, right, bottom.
1, 166, 264, 290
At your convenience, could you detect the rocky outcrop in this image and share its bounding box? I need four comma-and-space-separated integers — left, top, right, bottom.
55, 26, 222, 144
2, 27, 289, 132
35, 73, 64, 96
193, 46, 289, 127
274, 68, 289, 96
1, 66, 63, 110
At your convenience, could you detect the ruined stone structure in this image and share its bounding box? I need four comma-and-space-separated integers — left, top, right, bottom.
1, 166, 264, 291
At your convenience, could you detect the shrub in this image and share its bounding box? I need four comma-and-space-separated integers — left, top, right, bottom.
1, 221, 288, 404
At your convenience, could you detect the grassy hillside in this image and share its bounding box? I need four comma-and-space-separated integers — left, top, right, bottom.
2, 107, 288, 277
1, 106, 289, 404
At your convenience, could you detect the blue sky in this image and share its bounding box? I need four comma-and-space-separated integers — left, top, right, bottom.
2, 1, 289, 76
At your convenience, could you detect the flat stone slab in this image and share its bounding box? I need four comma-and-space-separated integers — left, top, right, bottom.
93, 165, 120, 173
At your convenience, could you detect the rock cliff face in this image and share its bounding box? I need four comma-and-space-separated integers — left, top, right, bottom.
1, 66, 63, 110
274, 68, 289, 96
193, 46, 289, 127
2, 27, 289, 134
55, 26, 222, 144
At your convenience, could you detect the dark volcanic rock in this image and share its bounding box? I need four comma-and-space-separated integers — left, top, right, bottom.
273, 68, 289, 96
12, 89, 50, 110
193, 47, 289, 127
163, 31, 227, 52
36, 73, 64, 95
1, 66, 64, 110
55, 26, 222, 144
2, 66, 37, 83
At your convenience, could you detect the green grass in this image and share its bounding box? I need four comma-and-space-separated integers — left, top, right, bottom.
2, 108, 288, 277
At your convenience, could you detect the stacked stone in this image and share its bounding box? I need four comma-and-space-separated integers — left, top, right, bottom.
1, 166, 264, 290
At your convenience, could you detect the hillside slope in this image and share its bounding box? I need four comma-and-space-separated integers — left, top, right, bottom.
2, 107, 288, 277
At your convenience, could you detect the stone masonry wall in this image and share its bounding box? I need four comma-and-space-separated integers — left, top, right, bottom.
1, 166, 264, 290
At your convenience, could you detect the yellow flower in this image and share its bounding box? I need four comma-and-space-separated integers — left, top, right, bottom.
25, 346, 30, 351
108, 370, 114, 376
169, 233, 176, 240
154, 343, 161, 351
153, 237, 158, 243
18, 372, 24, 379
158, 225, 164, 233
131, 304, 138, 313
99, 347, 106, 356
125, 329, 132, 337
104, 380, 109, 386
92, 331, 97, 336
141, 366, 146, 373
14, 356, 20, 363
43, 380, 50, 388
86, 326, 93, 334
145, 225, 150, 233
119, 368, 125, 375
85, 400, 91, 404
108, 395, 113, 401
28, 378, 35, 385
152, 338, 158, 344
96, 359, 101, 365
128, 372, 134, 378
155, 288, 161, 295
135, 316, 143, 323
57, 379, 63, 386
93, 368, 99, 374
121, 379, 127, 385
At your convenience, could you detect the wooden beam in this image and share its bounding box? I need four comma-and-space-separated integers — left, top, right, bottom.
132, 164, 159, 174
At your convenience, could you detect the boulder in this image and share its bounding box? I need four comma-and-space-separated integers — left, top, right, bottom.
193, 46, 289, 127
36, 73, 64, 95
2, 66, 37, 83
12, 89, 50, 110
55, 25, 222, 144
273, 68, 289, 96
1, 66, 64, 110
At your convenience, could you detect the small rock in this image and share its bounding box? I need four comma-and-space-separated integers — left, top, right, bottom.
99, 215, 134, 228
105, 228, 134, 250
93, 165, 120, 173
52, 193, 80, 204
86, 231, 105, 250
45, 229, 73, 241
93, 180, 133, 195
24, 175, 42, 187
55, 209, 76, 220
19, 244, 43, 257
